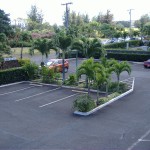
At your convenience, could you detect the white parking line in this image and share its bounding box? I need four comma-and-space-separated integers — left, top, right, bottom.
72, 90, 88, 94
39, 93, 79, 108
127, 129, 150, 150
29, 84, 43, 87
0, 81, 25, 88
0, 86, 35, 96
15, 87, 61, 102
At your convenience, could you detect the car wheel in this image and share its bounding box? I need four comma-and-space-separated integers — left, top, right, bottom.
64, 67, 68, 73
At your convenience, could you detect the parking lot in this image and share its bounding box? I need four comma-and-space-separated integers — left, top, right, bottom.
0, 60, 150, 150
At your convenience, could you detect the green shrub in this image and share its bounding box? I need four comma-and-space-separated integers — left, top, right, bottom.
104, 40, 141, 49
97, 92, 120, 106
0, 67, 28, 85
23, 62, 39, 80
40, 67, 61, 83
18, 58, 31, 66
108, 82, 128, 93
64, 74, 77, 85
9, 40, 32, 48
73, 94, 96, 112
107, 53, 150, 62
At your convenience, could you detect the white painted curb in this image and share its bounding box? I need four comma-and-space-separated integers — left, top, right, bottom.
74, 77, 135, 116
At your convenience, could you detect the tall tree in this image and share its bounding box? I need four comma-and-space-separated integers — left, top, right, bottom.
93, 10, 114, 24
143, 22, 150, 36
77, 58, 100, 95
71, 37, 104, 58
27, 5, 43, 23
31, 38, 54, 65
0, 9, 13, 37
0, 33, 11, 61
112, 60, 131, 91
27, 5, 44, 31
55, 33, 72, 82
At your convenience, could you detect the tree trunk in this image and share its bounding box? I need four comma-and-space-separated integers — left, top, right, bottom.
117, 75, 120, 92
96, 86, 99, 105
20, 45, 23, 59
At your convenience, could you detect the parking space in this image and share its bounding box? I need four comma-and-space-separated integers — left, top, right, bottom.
1, 62, 150, 149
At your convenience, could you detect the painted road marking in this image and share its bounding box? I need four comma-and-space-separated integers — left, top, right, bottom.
0, 86, 35, 96
127, 129, 150, 150
15, 87, 61, 102
29, 84, 43, 87
39, 93, 79, 108
72, 90, 88, 94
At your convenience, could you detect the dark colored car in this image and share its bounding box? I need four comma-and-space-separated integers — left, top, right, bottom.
144, 59, 150, 68
46, 59, 69, 73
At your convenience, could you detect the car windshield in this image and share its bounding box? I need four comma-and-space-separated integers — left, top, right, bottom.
46, 61, 55, 66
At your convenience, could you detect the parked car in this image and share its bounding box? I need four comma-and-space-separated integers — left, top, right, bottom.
46, 59, 69, 73
144, 59, 150, 68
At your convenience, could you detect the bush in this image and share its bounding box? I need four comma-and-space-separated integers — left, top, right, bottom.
109, 82, 128, 93
97, 92, 120, 106
9, 40, 32, 48
0, 67, 29, 85
23, 62, 39, 80
64, 74, 77, 85
18, 58, 31, 66
104, 40, 141, 49
73, 94, 96, 112
107, 53, 150, 62
40, 67, 61, 83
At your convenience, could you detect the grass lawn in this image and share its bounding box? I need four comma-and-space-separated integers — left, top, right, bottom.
10, 47, 56, 59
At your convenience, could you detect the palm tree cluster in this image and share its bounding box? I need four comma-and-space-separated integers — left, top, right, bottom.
77, 57, 131, 102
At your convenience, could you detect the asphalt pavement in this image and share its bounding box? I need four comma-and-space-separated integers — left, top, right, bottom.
0, 61, 150, 150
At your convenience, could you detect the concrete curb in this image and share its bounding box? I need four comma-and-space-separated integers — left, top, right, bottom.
74, 77, 135, 116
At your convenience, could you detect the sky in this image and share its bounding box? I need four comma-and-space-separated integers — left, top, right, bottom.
0, 0, 150, 25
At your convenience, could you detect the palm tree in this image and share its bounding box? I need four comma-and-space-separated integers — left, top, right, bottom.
100, 57, 115, 95
77, 58, 100, 95
72, 37, 104, 87
113, 60, 131, 91
71, 37, 104, 58
94, 64, 106, 102
31, 38, 54, 65
56, 34, 72, 82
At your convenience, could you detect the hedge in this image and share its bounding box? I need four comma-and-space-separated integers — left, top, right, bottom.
9, 40, 32, 48
104, 40, 142, 49
107, 53, 150, 62
0, 67, 29, 85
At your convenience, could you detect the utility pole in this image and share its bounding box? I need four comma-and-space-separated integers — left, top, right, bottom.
128, 9, 134, 38
61, 2, 72, 84
61, 2, 73, 30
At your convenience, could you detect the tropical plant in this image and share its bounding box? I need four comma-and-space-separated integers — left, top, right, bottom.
73, 94, 96, 112
100, 57, 116, 95
64, 74, 77, 85
23, 62, 39, 80
31, 38, 54, 65
55, 33, 72, 82
77, 58, 100, 95
0, 9, 13, 37
0, 33, 11, 60
40, 66, 60, 83
112, 60, 131, 91
71, 37, 104, 58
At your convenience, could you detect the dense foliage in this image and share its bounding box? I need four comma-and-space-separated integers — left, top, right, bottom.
0, 68, 28, 85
